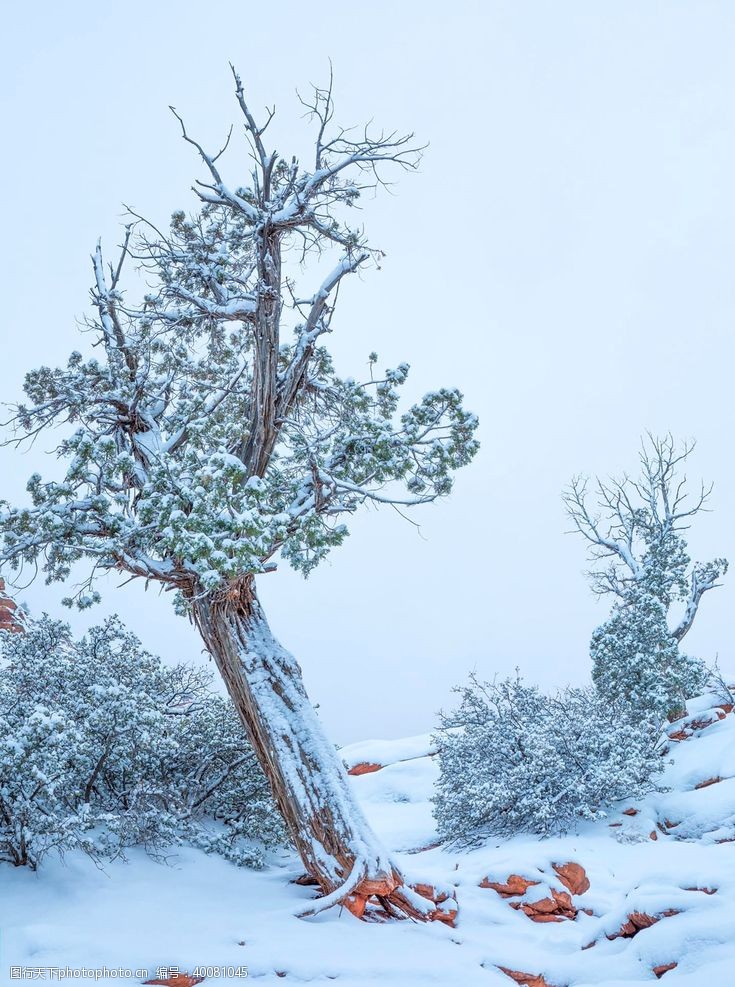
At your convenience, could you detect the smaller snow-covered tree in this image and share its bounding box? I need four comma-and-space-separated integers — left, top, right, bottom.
0, 614, 283, 869
564, 435, 727, 719
433, 675, 661, 844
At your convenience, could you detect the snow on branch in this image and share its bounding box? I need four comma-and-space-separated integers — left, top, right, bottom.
564, 433, 727, 640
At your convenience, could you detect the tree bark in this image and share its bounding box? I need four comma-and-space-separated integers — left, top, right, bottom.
190, 576, 436, 921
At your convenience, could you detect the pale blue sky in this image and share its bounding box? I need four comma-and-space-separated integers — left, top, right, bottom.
1, 2, 734, 742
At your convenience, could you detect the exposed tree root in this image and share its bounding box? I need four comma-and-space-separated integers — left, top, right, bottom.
299, 867, 457, 924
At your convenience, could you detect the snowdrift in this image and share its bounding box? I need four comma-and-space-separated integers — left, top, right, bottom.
2, 688, 735, 985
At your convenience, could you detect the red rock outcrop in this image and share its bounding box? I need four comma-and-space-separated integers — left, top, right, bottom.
480, 874, 539, 897
482, 862, 589, 923
0, 579, 23, 633
653, 962, 677, 978
347, 762, 383, 776
498, 967, 557, 987
607, 909, 680, 941
667, 705, 733, 743
694, 776, 722, 790
552, 862, 590, 896
411, 882, 458, 926
511, 889, 577, 923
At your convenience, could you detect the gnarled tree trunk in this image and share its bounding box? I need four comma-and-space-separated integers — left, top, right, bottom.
190, 576, 436, 920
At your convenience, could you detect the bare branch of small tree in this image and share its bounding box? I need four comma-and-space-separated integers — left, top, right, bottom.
564, 433, 727, 639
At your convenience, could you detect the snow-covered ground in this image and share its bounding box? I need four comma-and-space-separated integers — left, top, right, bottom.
3, 692, 735, 986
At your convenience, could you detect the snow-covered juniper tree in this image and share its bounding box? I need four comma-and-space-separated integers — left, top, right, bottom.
0, 70, 478, 919
564, 435, 727, 719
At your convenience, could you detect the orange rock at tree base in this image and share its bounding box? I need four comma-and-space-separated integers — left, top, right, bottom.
411, 882, 458, 926
344, 879, 458, 926
342, 873, 401, 919
347, 762, 383, 776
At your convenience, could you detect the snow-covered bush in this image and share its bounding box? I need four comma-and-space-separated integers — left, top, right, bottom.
0, 615, 284, 869
165, 691, 286, 867
433, 675, 663, 844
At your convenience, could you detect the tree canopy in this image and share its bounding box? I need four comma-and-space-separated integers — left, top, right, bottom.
0, 69, 479, 609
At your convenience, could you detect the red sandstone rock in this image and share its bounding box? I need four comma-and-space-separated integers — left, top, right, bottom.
0, 579, 23, 633
343, 893, 368, 918
480, 874, 539, 897
409, 882, 458, 927
622, 807, 638, 816
347, 762, 383, 775
629, 911, 660, 929
653, 962, 677, 978
430, 899, 458, 926
552, 862, 590, 896
684, 886, 717, 894
649, 830, 658, 841
412, 882, 450, 903
667, 728, 689, 741
498, 967, 555, 987
291, 873, 320, 886
516, 888, 577, 923
608, 909, 680, 941
695, 776, 722, 789
689, 716, 716, 731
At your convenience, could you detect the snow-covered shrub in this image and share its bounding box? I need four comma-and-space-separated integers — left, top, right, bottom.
0, 615, 284, 869
166, 691, 286, 868
433, 674, 663, 844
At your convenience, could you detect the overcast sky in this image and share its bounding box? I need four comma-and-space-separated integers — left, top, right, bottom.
1, 2, 734, 744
